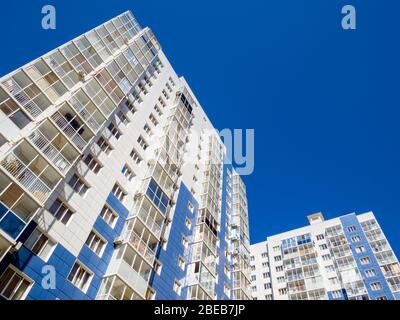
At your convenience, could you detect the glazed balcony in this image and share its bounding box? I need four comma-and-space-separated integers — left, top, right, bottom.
24, 59, 68, 104
28, 120, 80, 175
50, 102, 94, 151
0, 176, 39, 239
0, 141, 60, 204
97, 274, 145, 300
68, 89, 106, 133
1, 70, 52, 118
128, 196, 163, 239
123, 228, 157, 266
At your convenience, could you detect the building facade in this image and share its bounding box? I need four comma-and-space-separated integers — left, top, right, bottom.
250, 212, 400, 300
0, 11, 251, 300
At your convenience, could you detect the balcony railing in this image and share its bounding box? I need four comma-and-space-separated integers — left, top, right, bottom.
96, 294, 117, 300
50, 111, 87, 150
28, 130, 71, 174
0, 153, 51, 204
108, 259, 148, 298
2, 80, 43, 118
0, 202, 26, 239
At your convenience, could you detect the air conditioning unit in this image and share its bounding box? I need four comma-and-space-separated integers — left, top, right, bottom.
10, 242, 23, 253
114, 237, 124, 246
134, 192, 143, 201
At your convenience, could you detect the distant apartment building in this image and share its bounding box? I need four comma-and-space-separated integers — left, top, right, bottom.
0, 10, 251, 300
250, 212, 400, 300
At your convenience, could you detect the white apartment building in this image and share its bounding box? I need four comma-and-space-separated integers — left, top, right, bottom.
251, 212, 400, 300
0, 10, 251, 300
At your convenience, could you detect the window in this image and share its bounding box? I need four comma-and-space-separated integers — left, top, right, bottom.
143, 123, 152, 136
162, 89, 170, 100
316, 234, 324, 240
130, 148, 142, 165
154, 260, 162, 275
68, 262, 93, 292
111, 184, 126, 202
262, 262, 269, 268
146, 179, 169, 214
376, 296, 387, 300
182, 236, 188, 248
319, 244, 328, 250
25, 228, 56, 261
0, 88, 31, 129
261, 252, 268, 258
274, 256, 282, 262
86, 231, 106, 257
149, 113, 159, 126
351, 236, 361, 243
251, 266, 256, 271
332, 290, 342, 299
251, 275, 256, 281
84, 153, 102, 174
273, 246, 280, 252
277, 276, 285, 283
185, 218, 192, 230
347, 226, 357, 232
173, 280, 182, 295
0, 133, 7, 148
99, 205, 118, 228
251, 286, 257, 293
325, 265, 335, 272
107, 122, 122, 139
263, 272, 270, 279
0, 267, 31, 300
96, 136, 113, 155
116, 110, 129, 126
360, 257, 371, 265
178, 256, 185, 270
264, 283, 272, 289
322, 254, 331, 261
355, 246, 366, 254
49, 198, 74, 224
276, 266, 283, 272
67, 174, 89, 196
365, 269, 376, 278
278, 288, 287, 295
137, 135, 148, 150
329, 277, 339, 285
370, 282, 382, 291
154, 104, 163, 116
224, 284, 230, 297
122, 164, 135, 182
250, 256, 255, 262
265, 294, 273, 300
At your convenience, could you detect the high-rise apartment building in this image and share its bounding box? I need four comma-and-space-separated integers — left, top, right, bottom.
0, 11, 251, 300
250, 212, 400, 300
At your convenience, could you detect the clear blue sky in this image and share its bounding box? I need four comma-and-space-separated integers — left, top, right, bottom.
1, 1, 399, 254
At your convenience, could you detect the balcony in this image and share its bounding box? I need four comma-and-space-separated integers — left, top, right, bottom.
50, 103, 94, 151
28, 120, 79, 175
68, 89, 106, 133
128, 197, 163, 239
0, 141, 60, 204
1, 70, 52, 118
124, 229, 156, 265
97, 275, 144, 300
0, 176, 38, 239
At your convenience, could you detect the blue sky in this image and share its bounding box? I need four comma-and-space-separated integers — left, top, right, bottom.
0, 1, 399, 254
